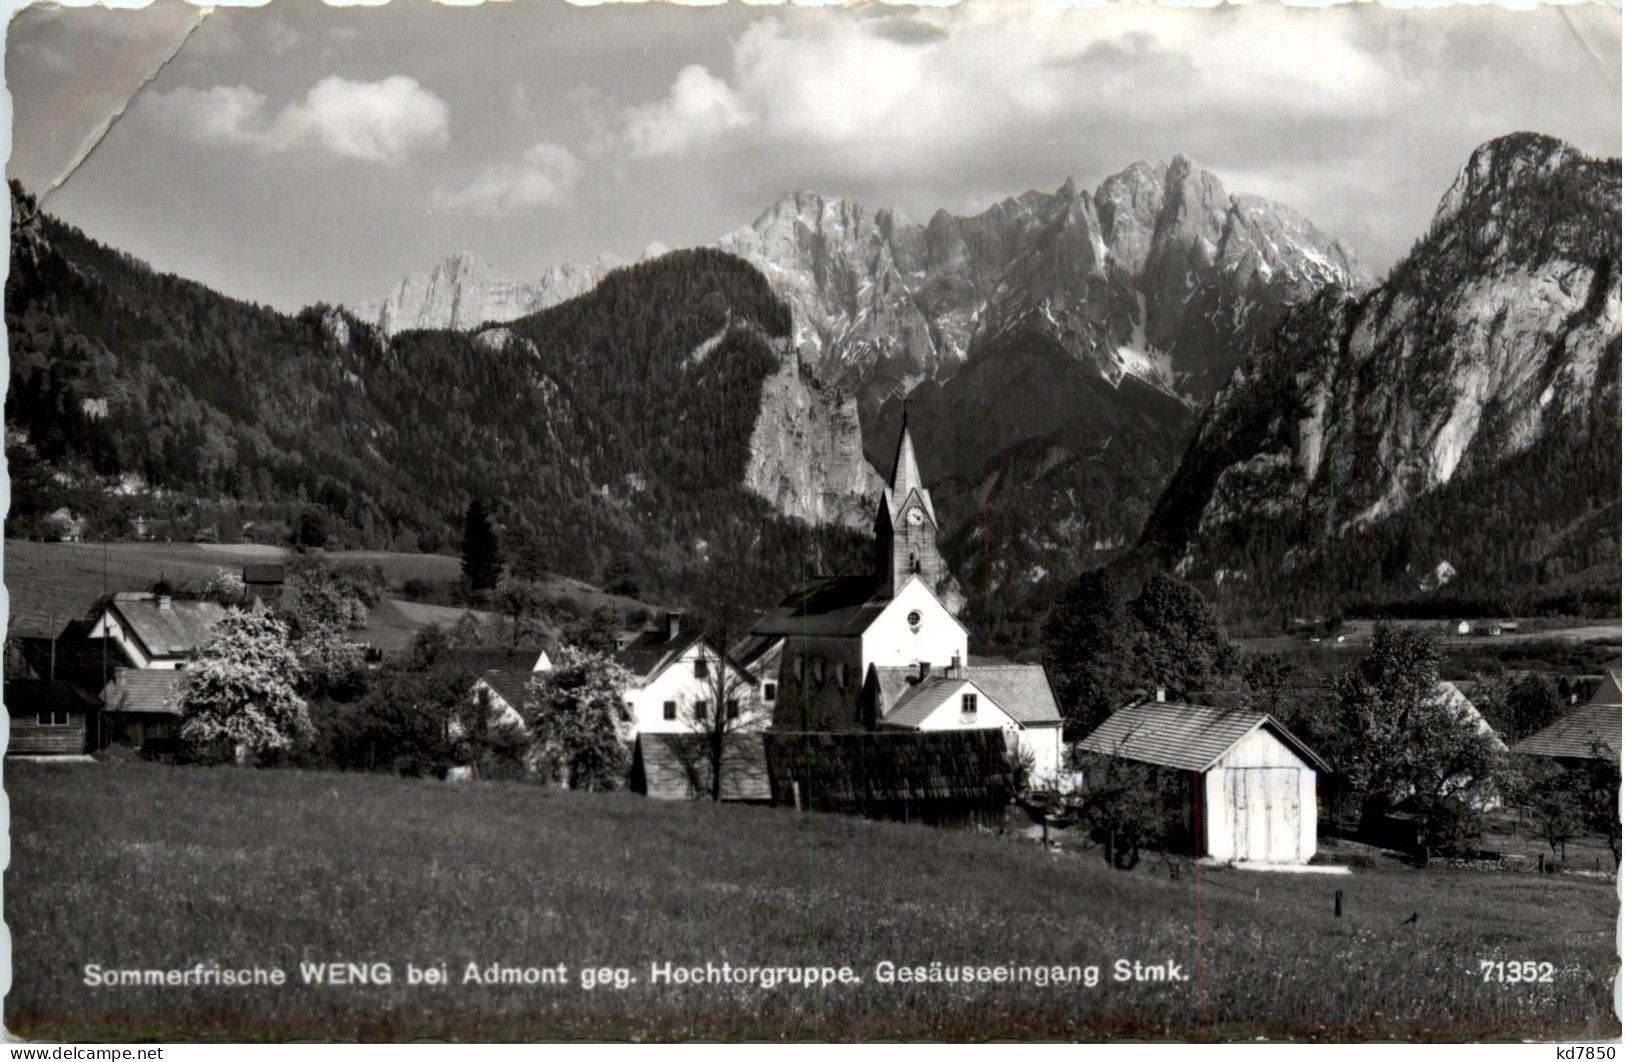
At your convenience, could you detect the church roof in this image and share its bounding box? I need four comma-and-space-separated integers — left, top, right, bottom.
881, 421, 936, 524
750, 575, 888, 637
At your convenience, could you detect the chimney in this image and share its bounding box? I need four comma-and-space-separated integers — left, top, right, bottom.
156, 595, 173, 612
666, 611, 682, 640
949, 652, 961, 678
917, 660, 930, 681
1154, 687, 1166, 703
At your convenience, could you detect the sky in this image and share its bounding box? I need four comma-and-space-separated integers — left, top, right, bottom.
6, 0, 1621, 314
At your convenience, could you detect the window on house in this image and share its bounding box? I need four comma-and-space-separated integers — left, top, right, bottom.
695, 701, 710, 721
961, 693, 978, 716
726, 700, 740, 720
36, 711, 69, 726
663, 700, 677, 721
763, 682, 777, 703
694, 657, 709, 678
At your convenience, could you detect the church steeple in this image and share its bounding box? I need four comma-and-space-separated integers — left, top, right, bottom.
874, 411, 943, 598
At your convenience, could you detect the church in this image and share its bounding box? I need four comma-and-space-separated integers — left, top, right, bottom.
747, 417, 1064, 778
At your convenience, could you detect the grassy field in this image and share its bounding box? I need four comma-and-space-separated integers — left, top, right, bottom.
5, 761, 1618, 1042
3, 540, 651, 637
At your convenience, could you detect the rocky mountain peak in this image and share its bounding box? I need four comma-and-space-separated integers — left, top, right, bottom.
1434, 131, 1580, 228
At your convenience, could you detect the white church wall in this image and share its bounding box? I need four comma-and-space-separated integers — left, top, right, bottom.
860, 578, 967, 673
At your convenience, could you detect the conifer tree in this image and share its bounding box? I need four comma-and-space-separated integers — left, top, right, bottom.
461, 499, 502, 591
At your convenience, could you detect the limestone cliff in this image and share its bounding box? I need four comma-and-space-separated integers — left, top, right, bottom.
743, 346, 884, 531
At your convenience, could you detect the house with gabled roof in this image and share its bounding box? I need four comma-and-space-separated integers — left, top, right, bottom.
1513, 671, 1622, 766
86, 593, 226, 670
866, 660, 1064, 777
614, 613, 762, 740
100, 667, 186, 750
1080, 698, 1328, 865
6, 680, 99, 756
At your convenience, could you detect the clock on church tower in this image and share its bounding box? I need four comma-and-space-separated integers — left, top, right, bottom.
874, 417, 945, 599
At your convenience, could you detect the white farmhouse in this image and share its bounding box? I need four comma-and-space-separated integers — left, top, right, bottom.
868, 661, 1065, 778
614, 613, 763, 739
86, 593, 226, 670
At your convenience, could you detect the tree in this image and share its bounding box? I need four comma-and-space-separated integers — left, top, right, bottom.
296, 505, 329, 550
496, 578, 546, 655
1041, 569, 1137, 737
201, 567, 248, 608
561, 605, 624, 654
461, 499, 502, 591
526, 646, 633, 790
1528, 766, 1584, 861
1576, 744, 1622, 867
683, 629, 760, 802
178, 609, 311, 761
1068, 751, 1187, 870
1126, 572, 1238, 698
1333, 623, 1503, 863
1507, 673, 1565, 743
317, 665, 468, 777
603, 555, 641, 598
276, 564, 371, 700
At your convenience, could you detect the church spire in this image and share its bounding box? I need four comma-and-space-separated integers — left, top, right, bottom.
889, 410, 924, 497
875, 411, 942, 598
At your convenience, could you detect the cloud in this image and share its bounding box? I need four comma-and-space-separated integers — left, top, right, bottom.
146, 75, 449, 165
433, 141, 583, 214
617, 64, 753, 158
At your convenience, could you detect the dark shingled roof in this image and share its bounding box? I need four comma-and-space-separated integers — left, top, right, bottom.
614, 628, 703, 683
1513, 674, 1622, 761
1080, 700, 1327, 773
730, 633, 783, 672
102, 668, 185, 717
631, 732, 771, 801
441, 646, 555, 675
476, 669, 540, 712
242, 564, 286, 585
750, 575, 888, 638
763, 729, 1013, 810
109, 594, 226, 659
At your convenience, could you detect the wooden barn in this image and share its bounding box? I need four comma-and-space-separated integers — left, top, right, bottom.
1080, 700, 1327, 865
763, 729, 1014, 826
6, 680, 99, 756
100, 668, 185, 750
630, 732, 772, 802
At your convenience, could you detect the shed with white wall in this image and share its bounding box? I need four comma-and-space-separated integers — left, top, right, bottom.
1080, 700, 1327, 866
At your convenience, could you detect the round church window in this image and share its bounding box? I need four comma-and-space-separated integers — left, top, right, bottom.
907, 610, 922, 632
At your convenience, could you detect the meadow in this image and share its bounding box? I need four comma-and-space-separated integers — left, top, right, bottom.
5, 761, 1618, 1042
